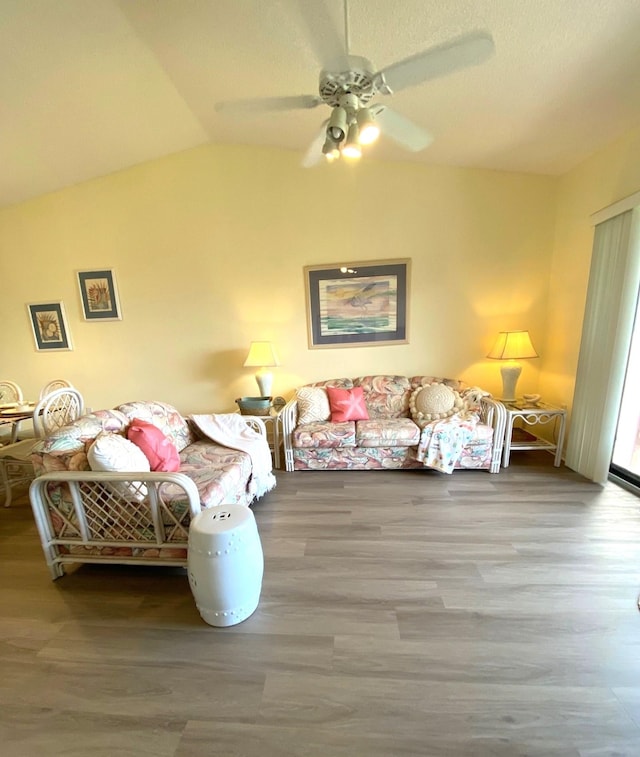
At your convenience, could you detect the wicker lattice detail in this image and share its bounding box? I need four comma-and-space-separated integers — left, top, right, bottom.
80, 482, 158, 542
40, 477, 192, 546
30, 468, 202, 578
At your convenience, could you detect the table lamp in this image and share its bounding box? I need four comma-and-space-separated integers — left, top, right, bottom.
243, 341, 280, 397
487, 330, 538, 401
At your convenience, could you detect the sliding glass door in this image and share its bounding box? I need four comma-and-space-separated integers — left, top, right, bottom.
610, 289, 640, 488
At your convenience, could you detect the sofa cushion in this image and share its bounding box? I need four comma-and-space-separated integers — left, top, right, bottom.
354, 375, 411, 419
37, 409, 130, 455
116, 401, 194, 452
176, 439, 254, 508
355, 418, 421, 448
327, 386, 369, 422
87, 432, 151, 502
292, 421, 356, 449
127, 417, 180, 472
296, 386, 331, 424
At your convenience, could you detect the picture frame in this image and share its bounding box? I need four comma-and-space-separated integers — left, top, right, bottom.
77, 268, 122, 321
304, 258, 410, 349
27, 302, 72, 351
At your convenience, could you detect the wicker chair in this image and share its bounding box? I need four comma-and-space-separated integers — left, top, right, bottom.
0, 387, 84, 507
0, 380, 25, 443
39, 378, 74, 400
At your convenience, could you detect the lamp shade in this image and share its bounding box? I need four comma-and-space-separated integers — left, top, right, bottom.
243, 341, 280, 368
487, 331, 538, 360
487, 330, 538, 401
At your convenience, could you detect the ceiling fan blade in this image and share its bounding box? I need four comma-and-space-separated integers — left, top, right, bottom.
302, 123, 329, 168
372, 106, 433, 152
216, 94, 322, 115
377, 30, 495, 93
292, 0, 350, 70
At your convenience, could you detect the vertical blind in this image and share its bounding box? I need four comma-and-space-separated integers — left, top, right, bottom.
565, 208, 640, 483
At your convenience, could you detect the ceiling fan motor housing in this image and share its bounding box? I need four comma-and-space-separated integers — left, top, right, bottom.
318, 55, 379, 108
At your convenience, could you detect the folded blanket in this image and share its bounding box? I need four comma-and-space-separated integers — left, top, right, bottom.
416, 411, 479, 474
190, 413, 276, 499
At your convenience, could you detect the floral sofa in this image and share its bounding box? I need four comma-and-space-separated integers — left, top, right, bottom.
29, 400, 274, 580
281, 375, 506, 473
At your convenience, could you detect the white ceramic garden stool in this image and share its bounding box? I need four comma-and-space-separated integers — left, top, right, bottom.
188, 505, 264, 627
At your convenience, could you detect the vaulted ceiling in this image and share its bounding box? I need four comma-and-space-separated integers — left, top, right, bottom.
2, 0, 640, 209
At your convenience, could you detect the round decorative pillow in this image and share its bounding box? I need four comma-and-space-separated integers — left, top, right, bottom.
410, 382, 464, 423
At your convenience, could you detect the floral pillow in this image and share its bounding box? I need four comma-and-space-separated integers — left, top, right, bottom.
326, 386, 370, 422
410, 382, 464, 423
296, 386, 331, 424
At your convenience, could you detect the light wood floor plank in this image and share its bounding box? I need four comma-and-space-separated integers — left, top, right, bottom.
1, 452, 640, 755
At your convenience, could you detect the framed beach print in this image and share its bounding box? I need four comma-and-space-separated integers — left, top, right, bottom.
304, 259, 410, 349
77, 269, 121, 321
27, 302, 72, 351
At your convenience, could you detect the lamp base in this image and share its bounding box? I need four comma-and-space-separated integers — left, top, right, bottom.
255, 370, 273, 397
500, 362, 522, 402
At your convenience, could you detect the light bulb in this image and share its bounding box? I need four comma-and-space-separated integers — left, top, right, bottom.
342, 123, 362, 159
356, 108, 380, 145
322, 137, 340, 162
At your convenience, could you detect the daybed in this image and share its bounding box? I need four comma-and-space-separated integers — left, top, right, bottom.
281, 375, 506, 473
29, 400, 275, 579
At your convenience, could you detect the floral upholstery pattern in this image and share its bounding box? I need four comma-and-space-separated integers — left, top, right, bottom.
354, 375, 411, 419
293, 446, 421, 470
33, 403, 261, 510
30, 401, 273, 575
116, 400, 195, 452
356, 418, 420, 448
292, 421, 356, 449
283, 375, 503, 473
175, 439, 253, 507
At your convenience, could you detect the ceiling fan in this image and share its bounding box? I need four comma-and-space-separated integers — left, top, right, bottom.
215, 0, 495, 167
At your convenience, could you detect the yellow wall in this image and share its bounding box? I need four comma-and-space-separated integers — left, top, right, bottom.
1, 143, 558, 415
542, 125, 640, 410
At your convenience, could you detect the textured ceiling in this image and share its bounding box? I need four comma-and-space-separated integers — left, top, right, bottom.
2, 0, 640, 209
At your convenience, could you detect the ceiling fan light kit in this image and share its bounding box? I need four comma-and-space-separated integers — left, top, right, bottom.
215, 0, 495, 168
342, 122, 362, 160
321, 90, 381, 163
327, 104, 348, 142
322, 136, 340, 161
356, 107, 381, 145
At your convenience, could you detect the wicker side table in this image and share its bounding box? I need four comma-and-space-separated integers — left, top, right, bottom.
502, 400, 567, 467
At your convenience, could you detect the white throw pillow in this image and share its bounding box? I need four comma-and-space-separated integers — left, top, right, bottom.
87, 432, 151, 502
296, 386, 331, 424
410, 383, 464, 423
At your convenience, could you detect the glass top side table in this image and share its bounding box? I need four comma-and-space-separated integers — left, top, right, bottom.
501, 400, 567, 468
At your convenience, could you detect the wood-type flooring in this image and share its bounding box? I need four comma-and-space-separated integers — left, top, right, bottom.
1, 452, 640, 756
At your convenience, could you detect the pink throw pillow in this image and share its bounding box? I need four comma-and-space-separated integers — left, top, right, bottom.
127, 418, 180, 472
326, 386, 370, 422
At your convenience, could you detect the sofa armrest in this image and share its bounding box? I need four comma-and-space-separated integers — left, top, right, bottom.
478, 397, 507, 473
29, 470, 202, 579
280, 398, 298, 472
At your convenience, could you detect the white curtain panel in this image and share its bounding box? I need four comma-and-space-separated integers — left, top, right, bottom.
566, 208, 640, 483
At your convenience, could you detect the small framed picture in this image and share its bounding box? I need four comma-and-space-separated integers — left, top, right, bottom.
27, 302, 73, 351
77, 269, 122, 321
